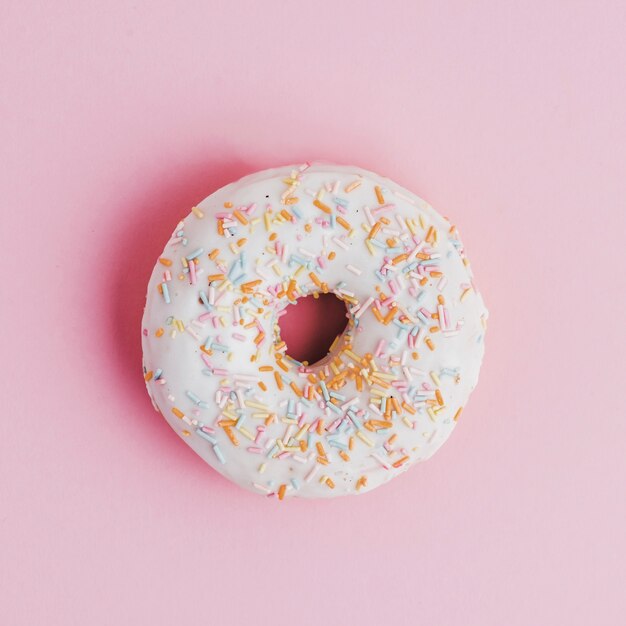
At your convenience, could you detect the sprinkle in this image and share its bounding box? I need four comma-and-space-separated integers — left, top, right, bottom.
345, 179, 362, 193
213, 444, 226, 464
374, 186, 385, 204
313, 199, 332, 214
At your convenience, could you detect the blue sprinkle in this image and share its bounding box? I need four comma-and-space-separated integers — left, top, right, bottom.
199, 291, 211, 310
196, 429, 217, 445
326, 401, 342, 414
328, 439, 348, 451
186, 248, 204, 261
213, 444, 226, 464
186, 390, 202, 404
320, 380, 330, 401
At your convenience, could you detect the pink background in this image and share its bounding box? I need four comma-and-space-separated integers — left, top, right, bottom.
2, 2, 625, 624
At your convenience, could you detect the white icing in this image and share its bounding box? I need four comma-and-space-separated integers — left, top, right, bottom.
141, 164, 487, 498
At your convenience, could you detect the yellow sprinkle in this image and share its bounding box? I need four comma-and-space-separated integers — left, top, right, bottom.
460, 287, 472, 302
356, 431, 374, 447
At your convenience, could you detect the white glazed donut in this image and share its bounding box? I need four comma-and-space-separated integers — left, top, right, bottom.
141, 163, 487, 499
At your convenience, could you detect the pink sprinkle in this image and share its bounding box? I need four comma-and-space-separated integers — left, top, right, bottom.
375, 339, 386, 357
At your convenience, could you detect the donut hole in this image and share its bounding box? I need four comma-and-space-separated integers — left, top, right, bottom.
278, 294, 349, 365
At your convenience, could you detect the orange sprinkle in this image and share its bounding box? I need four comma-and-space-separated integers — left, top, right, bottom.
309, 272, 322, 288
233, 210, 248, 225
241, 279, 262, 292
368, 221, 381, 239
402, 401, 417, 415
435, 389, 444, 406
392, 455, 409, 468
313, 199, 332, 214
158, 257, 172, 266
383, 307, 398, 325
223, 426, 239, 447
274, 371, 284, 390
375, 185, 385, 204
277, 484, 287, 500
336, 216, 351, 231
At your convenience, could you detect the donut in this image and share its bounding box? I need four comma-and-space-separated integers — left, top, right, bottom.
141, 163, 487, 498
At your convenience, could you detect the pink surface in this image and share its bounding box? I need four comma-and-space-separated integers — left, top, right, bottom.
2, 2, 625, 624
